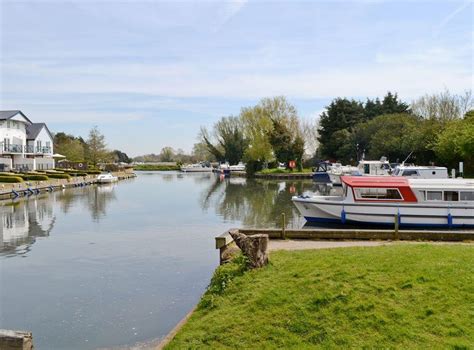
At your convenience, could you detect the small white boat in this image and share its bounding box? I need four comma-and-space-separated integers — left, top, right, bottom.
358, 157, 392, 176
293, 176, 474, 228
96, 173, 118, 183
180, 163, 213, 173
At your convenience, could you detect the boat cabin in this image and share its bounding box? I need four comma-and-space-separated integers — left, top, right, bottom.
392, 166, 448, 179
341, 176, 474, 203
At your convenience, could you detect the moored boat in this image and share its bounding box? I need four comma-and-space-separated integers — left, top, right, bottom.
180, 163, 213, 173
96, 173, 118, 183
293, 176, 474, 228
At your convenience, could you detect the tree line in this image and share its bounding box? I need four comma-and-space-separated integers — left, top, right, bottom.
54, 126, 132, 166
193, 90, 473, 176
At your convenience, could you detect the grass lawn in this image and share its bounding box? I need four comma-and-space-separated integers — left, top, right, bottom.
258, 167, 313, 175
166, 244, 474, 349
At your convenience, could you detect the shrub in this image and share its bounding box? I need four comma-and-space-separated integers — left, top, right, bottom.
68, 172, 88, 177
47, 173, 71, 179
87, 170, 101, 175
20, 174, 49, 181
0, 176, 24, 183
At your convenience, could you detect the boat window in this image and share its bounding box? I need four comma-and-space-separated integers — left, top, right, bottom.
460, 191, 474, 201
426, 191, 442, 201
363, 164, 370, 174
354, 188, 403, 200
444, 191, 459, 201
402, 170, 418, 176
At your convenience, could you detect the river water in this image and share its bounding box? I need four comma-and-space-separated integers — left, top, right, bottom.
0, 171, 328, 349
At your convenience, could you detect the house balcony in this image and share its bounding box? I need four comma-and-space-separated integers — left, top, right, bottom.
2, 144, 24, 154
24, 146, 52, 155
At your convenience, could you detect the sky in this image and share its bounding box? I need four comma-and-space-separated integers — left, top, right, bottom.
0, 0, 472, 156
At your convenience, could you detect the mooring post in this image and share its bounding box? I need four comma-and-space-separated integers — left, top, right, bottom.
281, 212, 286, 239
394, 213, 399, 240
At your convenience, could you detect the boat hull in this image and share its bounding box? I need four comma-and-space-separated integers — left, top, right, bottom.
293, 197, 474, 228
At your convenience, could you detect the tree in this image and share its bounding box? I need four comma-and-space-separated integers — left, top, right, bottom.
112, 150, 132, 163
192, 141, 215, 162
53, 132, 85, 162
411, 89, 473, 122
86, 126, 109, 166
434, 117, 474, 176
214, 116, 247, 164
241, 104, 274, 164
300, 118, 319, 157
159, 147, 175, 162
317, 98, 365, 159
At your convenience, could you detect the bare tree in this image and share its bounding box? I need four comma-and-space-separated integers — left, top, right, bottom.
301, 118, 319, 157
411, 89, 473, 121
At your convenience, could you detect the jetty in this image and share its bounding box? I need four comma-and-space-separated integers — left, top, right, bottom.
0, 172, 136, 200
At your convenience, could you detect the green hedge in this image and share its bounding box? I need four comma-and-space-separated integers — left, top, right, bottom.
47, 173, 71, 179
87, 170, 102, 175
20, 174, 50, 181
68, 172, 88, 177
0, 176, 24, 183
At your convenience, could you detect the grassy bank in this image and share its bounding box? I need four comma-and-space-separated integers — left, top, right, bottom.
133, 164, 180, 171
167, 244, 474, 349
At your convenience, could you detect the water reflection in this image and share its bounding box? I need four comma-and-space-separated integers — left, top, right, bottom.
0, 185, 117, 256
201, 176, 333, 228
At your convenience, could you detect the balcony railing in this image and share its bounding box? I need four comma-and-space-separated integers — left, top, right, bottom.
3, 144, 24, 153
1, 144, 52, 154
36, 146, 51, 154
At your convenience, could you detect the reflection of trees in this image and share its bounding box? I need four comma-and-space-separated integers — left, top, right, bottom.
83, 185, 117, 222
201, 177, 316, 228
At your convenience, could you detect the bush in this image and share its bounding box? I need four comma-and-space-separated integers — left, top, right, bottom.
47, 173, 71, 179
0, 176, 24, 183
87, 170, 101, 175
68, 172, 88, 177
20, 174, 49, 181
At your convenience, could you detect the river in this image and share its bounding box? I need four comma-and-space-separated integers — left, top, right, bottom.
0, 171, 330, 349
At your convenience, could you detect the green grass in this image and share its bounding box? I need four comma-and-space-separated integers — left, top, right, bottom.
167, 244, 474, 349
258, 167, 313, 175
133, 164, 180, 171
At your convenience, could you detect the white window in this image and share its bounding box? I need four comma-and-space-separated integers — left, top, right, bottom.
444, 191, 459, 201
460, 192, 474, 201
354, 187, 403, 200
426, 191, 442, 201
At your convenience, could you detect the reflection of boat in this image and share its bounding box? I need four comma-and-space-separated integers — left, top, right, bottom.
293, 176, 474, 228
97, 173, 118, 183
180, 163, 213, 173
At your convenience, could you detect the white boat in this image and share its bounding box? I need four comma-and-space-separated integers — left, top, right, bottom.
218, 162, 246, 172
293, 176, 474, 228
328, 163, 359, 185
96, 173, 118, 183
392, 165, 448, 178
357, 157, 392, 176
180, 163, 213, 173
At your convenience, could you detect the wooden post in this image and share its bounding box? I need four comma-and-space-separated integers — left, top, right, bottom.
394, 214, 399, 240
281, 213, 286, 239
0, 330, 33, 350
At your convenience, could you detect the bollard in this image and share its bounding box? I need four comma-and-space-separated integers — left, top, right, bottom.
394, 213, 399, 240
281, 212, 286, 239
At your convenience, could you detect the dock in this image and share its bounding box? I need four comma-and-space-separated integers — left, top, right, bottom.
0, 172, 136, 201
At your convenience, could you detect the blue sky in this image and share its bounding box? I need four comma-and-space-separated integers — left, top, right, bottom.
0, 0, 472, 156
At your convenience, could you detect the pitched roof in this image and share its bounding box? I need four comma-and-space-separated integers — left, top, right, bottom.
0, 110, 32, 123
26, 123, 53, 140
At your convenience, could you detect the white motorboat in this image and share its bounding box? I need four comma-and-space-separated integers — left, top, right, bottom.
328, 163, 359, 185
392, 165, 448, 178
218, 162, 246, 172
357, 157, 392, 176
180, 163, 213, 173
293, 176, 474, 228
96, 173, 118, 183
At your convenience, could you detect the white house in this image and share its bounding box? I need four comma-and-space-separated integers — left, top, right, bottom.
0, 110, 55, 171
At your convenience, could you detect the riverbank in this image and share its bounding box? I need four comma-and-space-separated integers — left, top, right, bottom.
0, 171, 136, 200
165, 244, 474, 349
133, 165, 180, 171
